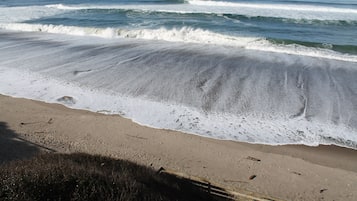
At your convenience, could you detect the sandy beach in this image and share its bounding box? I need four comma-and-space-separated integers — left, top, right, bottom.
0, 94, 356, 201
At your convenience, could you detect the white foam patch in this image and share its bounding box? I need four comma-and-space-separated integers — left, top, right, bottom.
1, 23, 357, 63
0, 66, 356, 149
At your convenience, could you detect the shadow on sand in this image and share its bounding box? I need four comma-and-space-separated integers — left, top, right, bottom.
0, 121, 54, 165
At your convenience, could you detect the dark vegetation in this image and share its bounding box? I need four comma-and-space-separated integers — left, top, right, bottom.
0, 153, 219, 201
0, 122, 41, 164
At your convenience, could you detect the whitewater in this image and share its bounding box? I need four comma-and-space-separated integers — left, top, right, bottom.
0, 0, 357, 149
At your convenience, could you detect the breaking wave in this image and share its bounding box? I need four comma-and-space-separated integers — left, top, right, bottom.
1, 23, 356, 62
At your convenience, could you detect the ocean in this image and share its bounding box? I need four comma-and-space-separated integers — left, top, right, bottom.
0, 0, 356, 148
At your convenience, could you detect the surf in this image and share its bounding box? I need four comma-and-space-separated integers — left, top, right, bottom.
0, 30, 356, 149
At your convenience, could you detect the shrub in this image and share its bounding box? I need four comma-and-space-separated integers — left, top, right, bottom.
0, 153, 212, 201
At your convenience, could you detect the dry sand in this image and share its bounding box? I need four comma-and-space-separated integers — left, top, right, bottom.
0, 94, 356, 200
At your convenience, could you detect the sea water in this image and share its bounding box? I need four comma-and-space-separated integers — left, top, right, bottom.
0, 0, 356, 148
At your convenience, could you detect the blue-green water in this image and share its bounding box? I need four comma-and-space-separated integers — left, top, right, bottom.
1, 0, 356, 53
0, 0, 357, 148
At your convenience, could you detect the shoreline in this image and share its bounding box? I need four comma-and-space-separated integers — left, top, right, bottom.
1, 94, 356, 200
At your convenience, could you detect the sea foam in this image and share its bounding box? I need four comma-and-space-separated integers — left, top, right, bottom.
0, 31, 356, 149
1, 65, 356, 149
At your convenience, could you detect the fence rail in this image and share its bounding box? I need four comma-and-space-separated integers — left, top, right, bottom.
158, 167, 283, 201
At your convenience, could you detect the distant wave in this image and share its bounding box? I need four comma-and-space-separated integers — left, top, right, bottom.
3, 4, 356, 26
44, 3, 357, 21
1, 23, 357, 62
41, 4, 357, 26
186, 0, 357, 14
